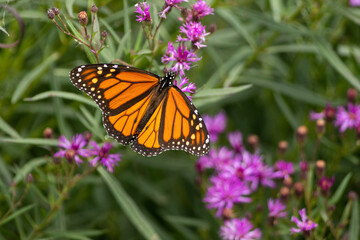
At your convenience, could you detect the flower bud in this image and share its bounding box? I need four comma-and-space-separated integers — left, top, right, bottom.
52, 7, 59, 15
78, 11, 88, 26
209, 23, 217, 34
101, 30, 108, 38
279, 186, 290, 202
318, 176, 334, 197
43, 127, 53, 139
26, 173, 34, 183
324, 104, 336, 122
294, 182, 304, 198
299, 160, 308, 179
348, 191, 357, 200
347, 88, 357, 103
315, 160, 326, 177
283, 177, 293, 188
316, 119, 325, 135
84, 131, 92, 144
277, 140, 288, 154
296, 125, 308, 143
91, 3, 98, 13
247, 134, 259, 151
47, 9, 55, 19
65, 149, 75, 164
222, 208, 235, 220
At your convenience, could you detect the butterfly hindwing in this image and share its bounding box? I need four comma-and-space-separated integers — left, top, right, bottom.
131, 99, 166, 156
70, 64, 159, 145
159, 87, 210, 156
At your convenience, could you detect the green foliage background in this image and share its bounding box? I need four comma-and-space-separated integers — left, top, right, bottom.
0, 0, 359, 239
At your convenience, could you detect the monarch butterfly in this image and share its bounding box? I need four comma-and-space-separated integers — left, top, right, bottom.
69, 64, 210, 157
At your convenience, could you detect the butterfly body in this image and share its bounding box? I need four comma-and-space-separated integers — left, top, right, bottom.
70, 64, 210, 157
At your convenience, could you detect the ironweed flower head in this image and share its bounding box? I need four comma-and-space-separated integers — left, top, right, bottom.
47, 9, 55, 19
309, 103, 336, 122
177, 76, 196, 98
335, 103, 360, 132
78, 11, 88, 26
350, 0, 360, 6
191, 0, 214, 21
318, 176, 335, 197
268, 198, 287, 219
89, 141, 122, 173
228, 131, 243, 153
204, 176, 251, 217
177, 21, 210, 48
203, 111, 227, 142
54, 134, 91, 165
291, 208, 318, 236
160, 0, 188, 18
275, 160, 294, 179
220, 218, 261, 240
161, 42, 201, 77
135, 2, 152, 23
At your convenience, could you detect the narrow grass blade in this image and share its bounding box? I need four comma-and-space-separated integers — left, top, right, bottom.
349, 198, 359, 240
0, 138, 58, 146
13, 158, 48, 184
66, 0, 75, 18
98, 167, 161, 240
329, 173, 352, 205
270, 0, 282, 22
0, 116, 21, 139
194, 85, 252, 98
11, 52, 60, 103
0, 204, 35, 226
274, 93, 298, 130
25, 91, 97, 108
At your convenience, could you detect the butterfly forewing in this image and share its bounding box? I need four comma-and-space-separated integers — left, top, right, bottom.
70, 64, 159, 145
159, 87, 210, 156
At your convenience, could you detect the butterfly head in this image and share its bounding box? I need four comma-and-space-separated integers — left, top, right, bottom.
160, 71, 176, 91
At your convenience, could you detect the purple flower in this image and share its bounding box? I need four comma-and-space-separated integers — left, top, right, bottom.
309, 103, 336, 122
228, 131, 243, 153
203, 111, 227, 142
134, 2, 151, 23
204, 176, 251, 217
291, 208, 318, 235
196, 148, 216, 172
177, 21, 210, 48
220, 218, 261, 240
252, 163, 282, 190
350, 0, 360, 6
54, 134, 92, 165
177, 76, 196, 98
160, 0, 188, 18
335, 103, 360, 132
275, 160, 294, 179
211, 146, 235, 171
161, 42, 201, 77
191, 0, 214, 21
268, 198, 287, 218
219, 153, 257, 184
89, 141, 122, 173
318, 176, 335, 196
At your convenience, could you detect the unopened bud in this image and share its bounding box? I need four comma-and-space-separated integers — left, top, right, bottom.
78, 11, 88, 26
47, 9, 55, 19
316, 119, 325, 135
279, 186, 290, 202
209, 23, 216, 34
294, 182, 304, 198
101, 30, 108, 38
222, 208, 235, 220
91, 3, 98, 13
277, 140, 288, 154
283, 177, 293, 188
84, 131, 92, 143
324, 104, 336, 122
52, 7, 59, 15
348, 191, 357, 200
347, 88, 357, 103
43, 127, 53, 139
315, 160, 326, 177
26, 173, 33, 183
65, 149, 75, 164
296, 125, 308, 143
247, 134, 259, 151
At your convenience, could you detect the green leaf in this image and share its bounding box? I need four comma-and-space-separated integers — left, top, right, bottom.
66, 0, 75, 18
349, 198, 359, 240
273, 93, 298, 130
270, 0, 282, 22
0, 116, 21, 139
217, 8, 256, 48
194, 85, 252, 98
329, 173, 352, 205
0, 138, 58, 146
13, 158, 48, 184
98, 167, 161, 240
0, 204, 35, 226
313, 38, 360, 90
25, 91, 97, 108
11, 52, 60, 103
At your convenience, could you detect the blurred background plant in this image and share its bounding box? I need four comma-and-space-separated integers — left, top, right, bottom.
0, 0, 359, 239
